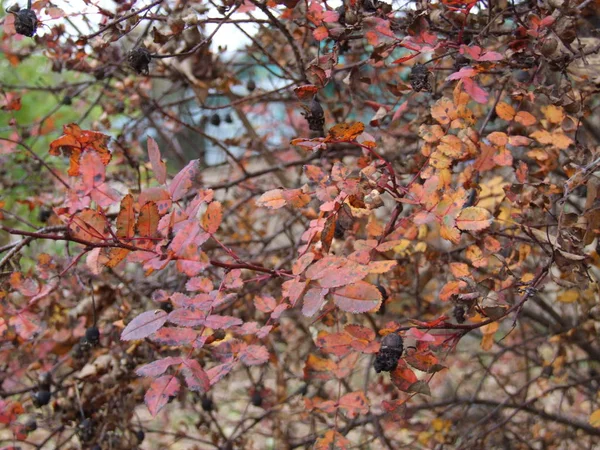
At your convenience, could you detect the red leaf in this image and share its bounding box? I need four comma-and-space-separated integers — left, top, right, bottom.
8, 312, 39, 340
390, 360, 418, 392
181, 359, 210, 392
239, 344, 270, 366
121, 310, 168, 341
204, 315, 243, 329
313, 25, 328, 41
145, 375, 180, 417
168, 308, 207, 327
169, 160, 200, 201
147, 137, 167, 184
338, 391, 369, 419
206, 362, 234, 386
136, 356, 182, 377
149, 327, 197, 346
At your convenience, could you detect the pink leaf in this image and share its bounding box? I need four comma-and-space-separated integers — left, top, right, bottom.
181, 359, 210, 392
149, 327, 197, 346
145, 375, 180, 417
136, 356, 182, 377
169, 160, 200, 201
206, 362, 234, 386
302, 287, 328, 317
239, 344, 270, 366
168, 308, 207, 327
463, 78, 489, 104
147, 137, 167, 184
313, 26, 328, 41
204, 315, 243, 329
121, 310, 168, 341
446, 66, 477, 81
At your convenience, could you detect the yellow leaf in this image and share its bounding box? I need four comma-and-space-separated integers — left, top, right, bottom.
456, 207, 493, 231
542, 104, 564, 124
557, 290, 579, 303
589, 409, 600, 428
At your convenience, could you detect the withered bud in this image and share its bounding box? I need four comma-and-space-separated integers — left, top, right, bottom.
14, 9, 38, 37
409, 64, 431, 92
127, 47, 152, 75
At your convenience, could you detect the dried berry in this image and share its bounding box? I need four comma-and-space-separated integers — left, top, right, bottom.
247, 79, 256, 92
302, 99, 325, 133
62, 96, 72, 106
453, 304, 466, 323
336, 4, 346, 25
251, 390, 263, 407
201, 395, 213, 412
135, 430, 145, 442
25, 418, 37, 432
334, 221, 345, 239
374, 333, 403, 373
127, 47, 152, 75
362, 0, 380, 12
32, 390, 51, 407
38, 207, 52, 223
224, 113, 233, 123
210, 113, 221, 126
409, 64, 431, 92
84, 326, 100, 346
159, 301, 173, 313
78, 418, 94, 442
14, 9, 38, 37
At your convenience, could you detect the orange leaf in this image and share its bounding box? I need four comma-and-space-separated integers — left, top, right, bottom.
49, 124, 111, 177
256, 189, 287, 209
515, 111, 536, 126
495, 102, 515, 121
116, 194, 135, 239
69, 209, 109, 243
338, 391, 369, 419
391, 360, 418, 392
331, 281, 382, 313
293, 84, 319, 101
314, 431, 351, 450
202, 201, 222, 234
327, 122, 365, 141
137, 201, 160, 237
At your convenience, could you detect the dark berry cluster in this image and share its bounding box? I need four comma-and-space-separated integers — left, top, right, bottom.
409, 64, 431, 92
374, 333, 403, 373
14, 9, 38, 37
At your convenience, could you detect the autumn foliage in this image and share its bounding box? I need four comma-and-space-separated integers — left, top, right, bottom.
1, 0, 600, 449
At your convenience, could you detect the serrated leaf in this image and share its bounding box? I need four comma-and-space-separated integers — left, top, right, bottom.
121, 310, 168, 341
181, 359, 210, 392
239, 344, 270, 366
136, 356, 182, 377
116, 194, 135, 239
145, 375, 180, 417
332, 281, 382, 313
456, 207, 493, 231
202, 201, 222, 234
169, 159, 200, 201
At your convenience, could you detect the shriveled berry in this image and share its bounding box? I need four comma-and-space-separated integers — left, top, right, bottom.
247, 79, 256, 92
210, 114, 221, 126
14, 9, 38, 37
25, 418, 37, 432
453, 304, 466, 323
159, 301, 173, 313
224, 113, 233, 123
201, 395, 213, 412
135, 430, 145, 442
32, 390, 51, 407
374, 333, 403, 373
38, 207, 52, 223
251, 390, 262, 407
85, 326, 100, 346
127, 47, 152, 75
62, 96, 72, 106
